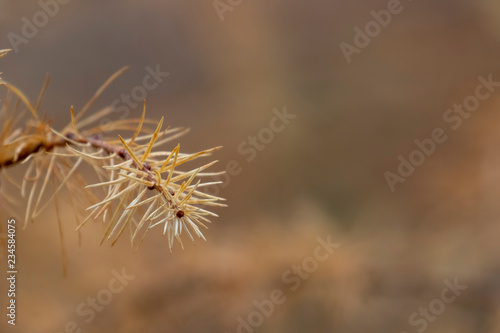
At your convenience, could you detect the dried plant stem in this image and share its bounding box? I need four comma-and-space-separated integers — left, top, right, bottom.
0, 58, 226, 251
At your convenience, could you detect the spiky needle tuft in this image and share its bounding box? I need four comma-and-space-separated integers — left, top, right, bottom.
0, 55, 226, 251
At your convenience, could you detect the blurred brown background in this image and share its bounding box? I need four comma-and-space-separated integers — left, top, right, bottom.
2, 0, 500, 332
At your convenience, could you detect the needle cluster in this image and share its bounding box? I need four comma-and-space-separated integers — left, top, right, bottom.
0, 51, 226, 251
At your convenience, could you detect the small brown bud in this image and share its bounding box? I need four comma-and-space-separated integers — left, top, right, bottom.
118, 149, 126, 158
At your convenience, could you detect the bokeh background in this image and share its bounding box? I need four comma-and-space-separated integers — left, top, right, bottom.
2, 0, 500, 332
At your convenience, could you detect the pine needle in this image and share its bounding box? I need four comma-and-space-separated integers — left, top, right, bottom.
74, 66, 128, 123
128, 100, 146, 145
141, 116, 164, 162
34, 74, 50, 113
0, 82, 38, 119
118, 135, 143, 169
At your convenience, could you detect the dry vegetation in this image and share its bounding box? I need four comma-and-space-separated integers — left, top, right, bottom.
0, 50, 226, 256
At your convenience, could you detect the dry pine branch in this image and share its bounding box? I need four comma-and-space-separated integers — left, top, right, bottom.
0, 50, 226, 252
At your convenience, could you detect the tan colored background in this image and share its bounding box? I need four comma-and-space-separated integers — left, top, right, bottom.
2, 0, 500, 332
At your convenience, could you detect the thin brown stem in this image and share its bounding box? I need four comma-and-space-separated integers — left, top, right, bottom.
0, 130, 180, 212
